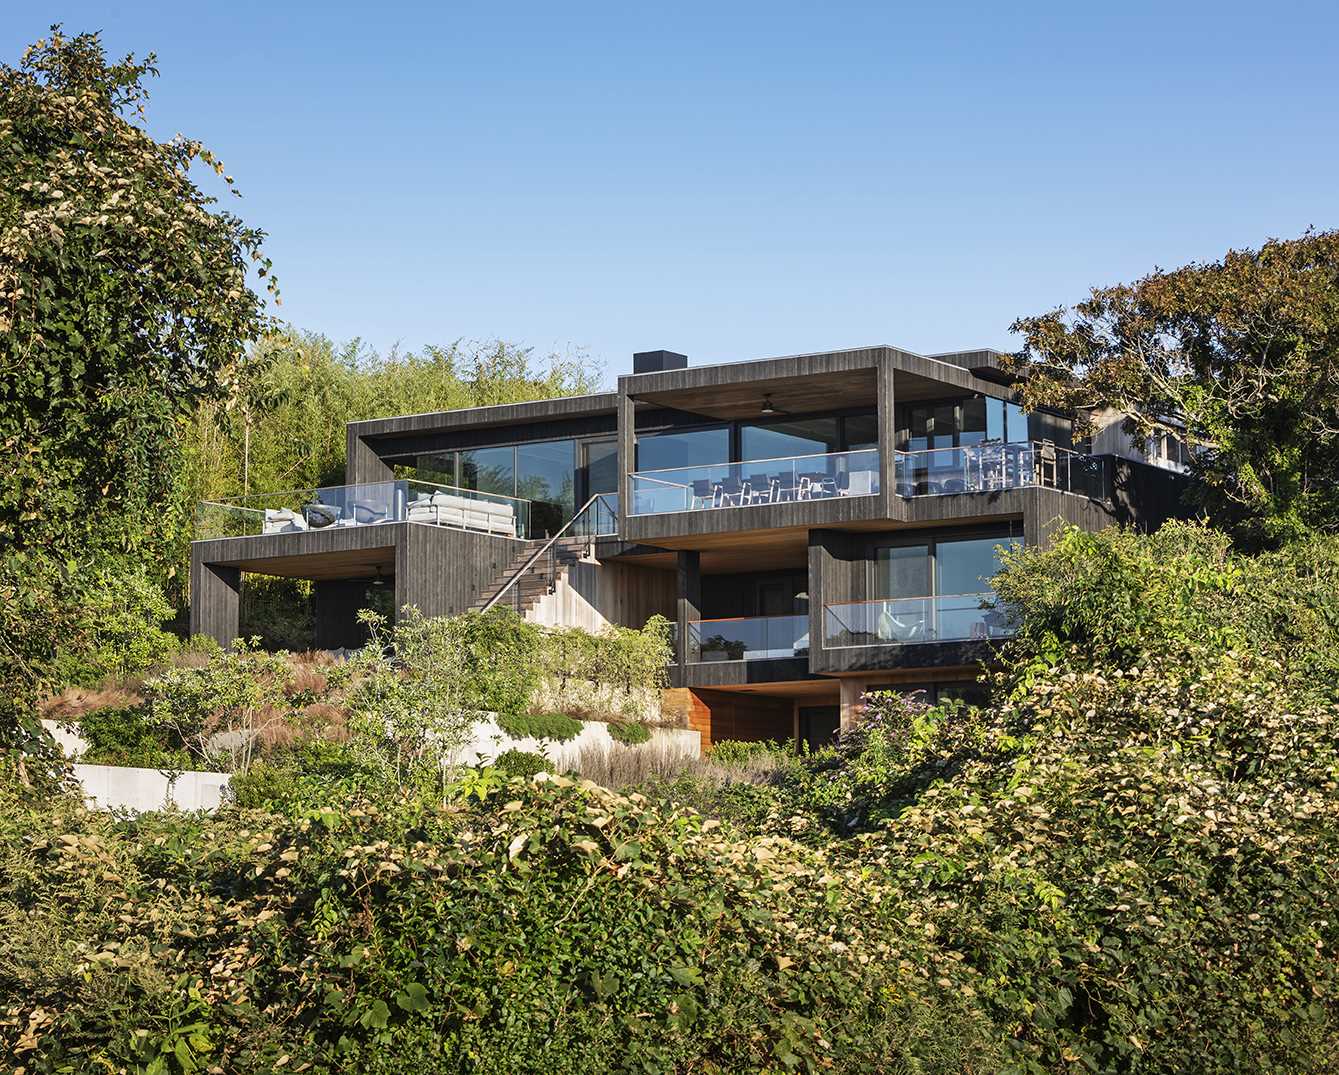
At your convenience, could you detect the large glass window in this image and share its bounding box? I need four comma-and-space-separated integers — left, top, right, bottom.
936, 536, 1018, 595
517, 440, 576, 536
843, 413, 879, 451
582, 439, 619, 497
636, 426, 729, 471
413, 451, 456, 486
874, 534, 1019, 598
459, 446, 515, 498
875, 544, 931, 599
741, 417, 840, 461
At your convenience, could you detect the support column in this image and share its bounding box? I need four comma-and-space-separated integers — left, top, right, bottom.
189, 556, 241, 648
839, 676, 867, 734
676, 550, 701, 666
616, 382, 637, 518
876, 351, 898, 506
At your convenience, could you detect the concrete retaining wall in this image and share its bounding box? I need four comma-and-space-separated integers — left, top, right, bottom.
72, 764, 231, 813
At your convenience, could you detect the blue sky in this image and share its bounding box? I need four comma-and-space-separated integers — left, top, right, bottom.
10, 2, 1338, 383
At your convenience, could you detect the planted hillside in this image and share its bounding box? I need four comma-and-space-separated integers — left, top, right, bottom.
5, 523, 1339, 1073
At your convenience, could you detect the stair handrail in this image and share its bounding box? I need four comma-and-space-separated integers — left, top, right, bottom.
479, 494, 617, 613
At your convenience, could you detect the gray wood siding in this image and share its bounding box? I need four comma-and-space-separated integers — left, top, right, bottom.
189, 559, 241, 647
191, 523, 520, 647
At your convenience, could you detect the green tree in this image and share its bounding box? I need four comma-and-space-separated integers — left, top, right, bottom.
1006, 230, 1339, 547
0, 27, 273, 774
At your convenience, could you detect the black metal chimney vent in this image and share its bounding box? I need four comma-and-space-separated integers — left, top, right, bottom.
632, 350, 688, 374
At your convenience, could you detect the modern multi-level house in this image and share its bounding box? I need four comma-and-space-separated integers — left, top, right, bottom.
191, 345, 1186, 749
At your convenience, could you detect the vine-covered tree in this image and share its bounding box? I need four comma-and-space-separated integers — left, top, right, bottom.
0, 27, 273, 773
1006, 231, 1339, 548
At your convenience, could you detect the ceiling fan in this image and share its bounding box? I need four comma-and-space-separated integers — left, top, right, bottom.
758, 393, 790, 417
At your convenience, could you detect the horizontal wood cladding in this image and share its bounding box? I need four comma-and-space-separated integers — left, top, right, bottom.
663, 688, 793, 749
670, 657, 814, 690
192, 525, 404, 577
816, 639, 999, 675
366, 414, 619, 462
622, 491, 894, 545
191, 524, 520, 644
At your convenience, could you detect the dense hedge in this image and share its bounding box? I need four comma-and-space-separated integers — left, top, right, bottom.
0, 777, 993, 1074
496, 711, 584, 743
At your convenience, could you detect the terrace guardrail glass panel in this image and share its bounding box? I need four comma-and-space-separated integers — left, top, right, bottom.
823, 593, 1015, 648
687, 614, 810, 662
196, 480, 532, 540
893, 442, 1106, 499
629, 448, 880, 517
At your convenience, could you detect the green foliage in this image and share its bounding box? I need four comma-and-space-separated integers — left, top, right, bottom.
496, 711, 583, 743
239, 575, 315, 652
144, 641, 290, 770
534, 615, 673, 720
0, 27, 271, 758
449, 609, 542, 717
605, 720, 650, 745
345, 610, 477, 794
493, 749, 550, 779
74, 705, 189, 771
228, 742, 384, 813
0, 776, 996, 1074
1007, 229, 1339, 547
51, 562, 180, 687
708, 738, 789, 768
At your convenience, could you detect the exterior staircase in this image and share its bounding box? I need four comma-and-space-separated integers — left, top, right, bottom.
470, 535, 591, 616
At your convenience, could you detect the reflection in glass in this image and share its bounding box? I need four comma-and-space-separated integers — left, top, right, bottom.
583, 439, 619, 496
459, 446, 515, 499
517, 440, 576, 536
844, 413, 879, 451
935, 536, 1020, 595
636, 427, 729, 471
875, 544, 930, 599
741, 417, 840, 461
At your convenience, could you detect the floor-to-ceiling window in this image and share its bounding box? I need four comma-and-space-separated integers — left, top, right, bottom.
898, 397, 1062, 450
517, 440, 576, 535
635, 426, 730, 471
856, 531, 1020, 643
403, 438, 587, 537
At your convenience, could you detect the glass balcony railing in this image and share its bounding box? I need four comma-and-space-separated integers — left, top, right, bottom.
894, 442, 1106, 499
822, 593, 1016, 648
197, 480, 532, 540
688, 614, 810, 662
629, 448, 880, 517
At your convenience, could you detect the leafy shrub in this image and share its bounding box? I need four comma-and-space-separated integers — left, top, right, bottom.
708, 738, 788, 768
533, 616, 673, 720
604, 721, 650, 745
73, 704, 190, 771
0, 775, 996, 1074
228, 741, 384, 812
497, 711, 583, 743
51, 564, 180, 687
494, 749, 549, 779
452, 608, 541, 717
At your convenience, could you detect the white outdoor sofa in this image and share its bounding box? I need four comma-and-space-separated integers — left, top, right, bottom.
407, 490, 517, 537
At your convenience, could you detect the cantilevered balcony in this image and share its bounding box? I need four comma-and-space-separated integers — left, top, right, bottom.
894, 442, 1106, 499
687, 614, 810, 662
628, 448, 880, 517
197, 480, 533, 540
822, 593, 1015, 648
